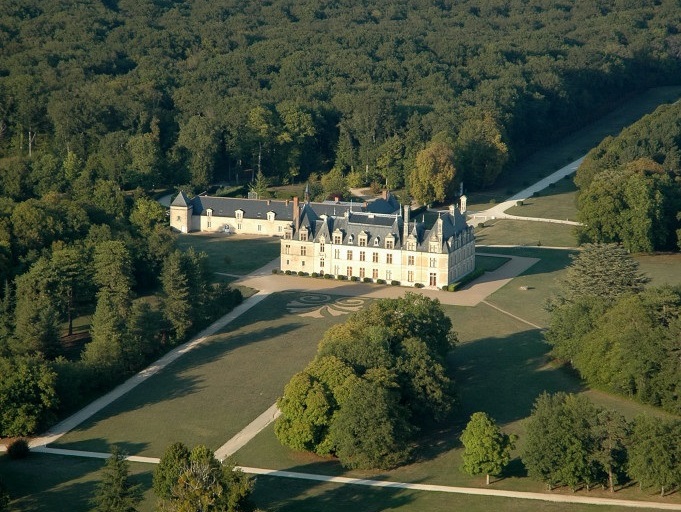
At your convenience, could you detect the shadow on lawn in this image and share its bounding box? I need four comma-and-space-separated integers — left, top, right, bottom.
413, 328, 583, 465
50, 437, 150, 458
252, 462, 417, 512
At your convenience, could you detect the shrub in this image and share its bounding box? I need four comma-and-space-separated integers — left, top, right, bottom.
324, 273, 333, 279
363, 277, 372, 283
272, 268, 279, 274
7, 438, 29, 459
490, 198, 496, 205
477, 222, 485, 228
311, 272, 319, 278
442, 285, 449, 291
297, 271, 306, 276
448, 284, 457, 292
350, 276, 359, 282
376, 279, 386, 284
369, 181, 382, 194
414, 283, 424, 288
533, 191, 540, 197
516, 200, 523, 207
337, 275, 347, 280
285, 270, 292, 275
391, 280, 400, 286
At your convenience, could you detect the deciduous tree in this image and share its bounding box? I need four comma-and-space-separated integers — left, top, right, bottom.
409, 141, 457, 205
460, 412, 516, 485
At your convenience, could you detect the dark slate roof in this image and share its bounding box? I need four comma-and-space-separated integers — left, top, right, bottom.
366, 193, 401, 214
307, 201, 358, 218
190, 195, 294, 220
171, 191, 192, 207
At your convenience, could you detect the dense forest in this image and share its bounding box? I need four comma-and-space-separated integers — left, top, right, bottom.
1, 0, 681, 194
576, 100, 681, 252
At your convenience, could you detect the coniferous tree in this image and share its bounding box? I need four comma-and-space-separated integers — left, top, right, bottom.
91, 446, 141, 512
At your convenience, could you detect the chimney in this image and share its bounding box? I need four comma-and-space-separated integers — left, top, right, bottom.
382, 189, 388, 200
267, 199, 271, 206
285, 199, 290, 206
403, 204, 410, 240
293, 196, 300, 230
334, 196, 339, 203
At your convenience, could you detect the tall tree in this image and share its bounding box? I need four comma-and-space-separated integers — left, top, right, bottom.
91, 446, 141, 512
93, 240, 134, 315
460, 412, 516, 485
409, 141, 457, 205
454, 113, 509, 189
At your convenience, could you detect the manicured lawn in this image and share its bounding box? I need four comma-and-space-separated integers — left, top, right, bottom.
0, 453, 155, 512
635, 253, 681, 287
465, 85, 681, 209
475, 254, 511, 272
52, 292, 366, 457
175, 234, 280, 276
475, 220, 578, 248
505, 177, 578, 221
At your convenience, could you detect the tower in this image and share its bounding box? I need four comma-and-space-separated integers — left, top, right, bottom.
170, 191, 193, 233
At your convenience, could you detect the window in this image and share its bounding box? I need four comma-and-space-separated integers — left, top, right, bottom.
278, 225, 283, 232
372, 252, 379, 263
347, 250, 353, 260
257, 224, 262, 232
237, 223, 242, 230
359, 251, 366, 262
429, 273, 437, 286
408, 255, 414, 265
284, 230, 292, 239
430, 242, 439, 252
300, 231, 308, 241
207, 221, 211, 228
372, 269, 379, 279
374, 237, 380, 246
386, 270, 392, 280
320, 241, 325, 252
334, 249, 340, 258
334, 234, 342, 244
285, 244, 290, 254
359, 267, 365, 278
267, 212, 275, 222
348, 234, 354, 244
176, 215, 180, 221
429, 258, 436, 268
407, 241, 416, 251
320, 258, 325, 268
347, 266, 353, 278
408, 271, 414, 282
302, 261, 305, 266
359, 236, 367, 247
386, 254, 393, 264
301, 246, 307, 256
235, 210, 243, 220
386, 239, 394, 249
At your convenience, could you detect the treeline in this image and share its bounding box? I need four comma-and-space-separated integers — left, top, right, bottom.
275, 294, 457, 469
1, 0, 680, 193
0, 186, 242, 437
546, 244, 680, 415
522, 393, 681, 496
576, 101, 681, 252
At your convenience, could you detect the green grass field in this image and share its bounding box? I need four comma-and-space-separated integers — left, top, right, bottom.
52, 292, 366, 457
475, 220, 578, 248
175, 234, 280, 276
505, 177, 578, 221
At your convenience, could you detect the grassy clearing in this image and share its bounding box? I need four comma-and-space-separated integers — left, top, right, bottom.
53, 292, 365, 457
635, 253, 681, 287
505, 177, 578, 221
466, 86, 681, 210
175, 233, 280, 276
475, 220, 578, 248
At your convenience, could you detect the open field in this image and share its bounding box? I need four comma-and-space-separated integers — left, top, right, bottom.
635, 253, 681, 287
475, 220, 578, 248
3, 249, 681, 511
51, 292, 365, 457
466, 86, 681, 210
504, 177, 578, 221
175, 233, 280, 276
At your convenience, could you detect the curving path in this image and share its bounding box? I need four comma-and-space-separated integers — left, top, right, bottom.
469, 156, 585, 225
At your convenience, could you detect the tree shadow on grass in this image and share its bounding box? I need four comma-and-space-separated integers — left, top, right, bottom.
252, 463, 416, 512
412, 329, 584, 465
50, 437, 150, 457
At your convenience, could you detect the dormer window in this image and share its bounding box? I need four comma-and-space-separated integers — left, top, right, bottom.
373, 237, 380, 246
429, 241, 439, 253
358, 232, 368, 247
348, 234, 354, 244
407, 240, 416, 251
267, 211, 275, 222
206, 208, 213, 217
235, 209, 244, 220
333, 234, 342, 244
385, 237, 394, 250
300, 227, 308, 242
